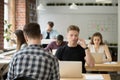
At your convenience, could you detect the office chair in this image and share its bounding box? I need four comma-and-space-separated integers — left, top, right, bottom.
14, 76, 36, 80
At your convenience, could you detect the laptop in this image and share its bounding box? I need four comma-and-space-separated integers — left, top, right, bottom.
91, 53, 104, 64
59, 61, 82, 78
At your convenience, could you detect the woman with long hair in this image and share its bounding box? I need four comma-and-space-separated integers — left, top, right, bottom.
88, 32, 112, 63
14, 30, 27, 51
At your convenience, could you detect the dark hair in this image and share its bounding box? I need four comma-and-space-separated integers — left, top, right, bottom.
48, 21, 54, 28
57, 35, 64, 42
67, 25, 80, 33
23, 23, 41, 39
14, 30, 26, 51
91, 32, 104, 45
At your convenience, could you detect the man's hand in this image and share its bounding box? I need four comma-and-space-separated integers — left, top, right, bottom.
78, 38, 87, 48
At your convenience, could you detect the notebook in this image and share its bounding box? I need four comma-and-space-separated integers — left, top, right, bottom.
59, 61, 82, 78
91, 53, 104, 64
52, 49, 57, 55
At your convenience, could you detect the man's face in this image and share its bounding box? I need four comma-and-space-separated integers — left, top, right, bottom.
56, 40, 62, 46
46, 24, 52, 32
67, 30, 79, 44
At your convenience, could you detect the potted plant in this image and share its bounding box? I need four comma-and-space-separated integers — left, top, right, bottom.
4, 20, 12, 42
4, 20, 12, 49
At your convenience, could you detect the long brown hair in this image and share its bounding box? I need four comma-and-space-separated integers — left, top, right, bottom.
90, 32, 104, 45
14, 30, 26, 51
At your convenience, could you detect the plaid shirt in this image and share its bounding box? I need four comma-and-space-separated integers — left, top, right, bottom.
7, 45, 60, 80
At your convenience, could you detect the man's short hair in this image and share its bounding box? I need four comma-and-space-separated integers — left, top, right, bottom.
67, 25, 80, 33
23, 23, 41, 38
57, 35, 64, 42
48, 21, 54, 28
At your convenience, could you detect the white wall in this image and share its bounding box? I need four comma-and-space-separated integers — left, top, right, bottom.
118, 0, 120, 61
37, 6, 118, 43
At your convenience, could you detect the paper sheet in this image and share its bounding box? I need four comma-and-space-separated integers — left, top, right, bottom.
0, 55, 5, 59
104, 62, 117, 64
85, 74, 104, 80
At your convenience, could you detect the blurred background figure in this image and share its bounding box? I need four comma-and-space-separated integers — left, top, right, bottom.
42, 21, 59, 48
14, 30, 27, 51
42, 21, 59, 39
88, 32, 112, 63
44, 34, 67, 53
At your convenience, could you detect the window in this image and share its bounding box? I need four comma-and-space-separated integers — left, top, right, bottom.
4, 0, 9, 49
4, 0, 8, 22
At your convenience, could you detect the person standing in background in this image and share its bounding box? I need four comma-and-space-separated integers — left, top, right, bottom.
88, 32, 112, 62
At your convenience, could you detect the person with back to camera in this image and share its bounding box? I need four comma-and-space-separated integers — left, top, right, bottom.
88, 32, 112, 63
7, 23, 60, 80
44, 34, 67, 53
55, 25, 95, 73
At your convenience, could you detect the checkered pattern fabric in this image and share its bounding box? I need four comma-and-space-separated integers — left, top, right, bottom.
7, 45, 60, 80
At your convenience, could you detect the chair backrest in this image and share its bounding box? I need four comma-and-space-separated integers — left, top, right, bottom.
14, 76, 36, 80
91, 53, 104, 64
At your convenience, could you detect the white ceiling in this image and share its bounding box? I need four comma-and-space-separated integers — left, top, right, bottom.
38, 0, 118, 3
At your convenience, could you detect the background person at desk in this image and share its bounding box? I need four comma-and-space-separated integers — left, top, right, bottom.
14, 30, 27, 51
42, 21, 59, 48
3, 30, 27, 80
42, 21, 59, 39
88, 32, 112, 62
55, 25, 94, 73
7, 23, 60, 80
44, 34, 67, 52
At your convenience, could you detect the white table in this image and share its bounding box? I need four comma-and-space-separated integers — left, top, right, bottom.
0, 50, 16, 79
41, 39, 55, 44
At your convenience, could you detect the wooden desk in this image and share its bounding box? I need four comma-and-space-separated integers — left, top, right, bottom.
61, 74, 111, 80
85, 62, 120, 72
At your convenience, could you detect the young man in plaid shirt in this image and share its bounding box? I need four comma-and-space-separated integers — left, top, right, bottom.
7, 23, 60, 80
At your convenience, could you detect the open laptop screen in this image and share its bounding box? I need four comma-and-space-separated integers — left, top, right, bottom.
59, 61, 82, 78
